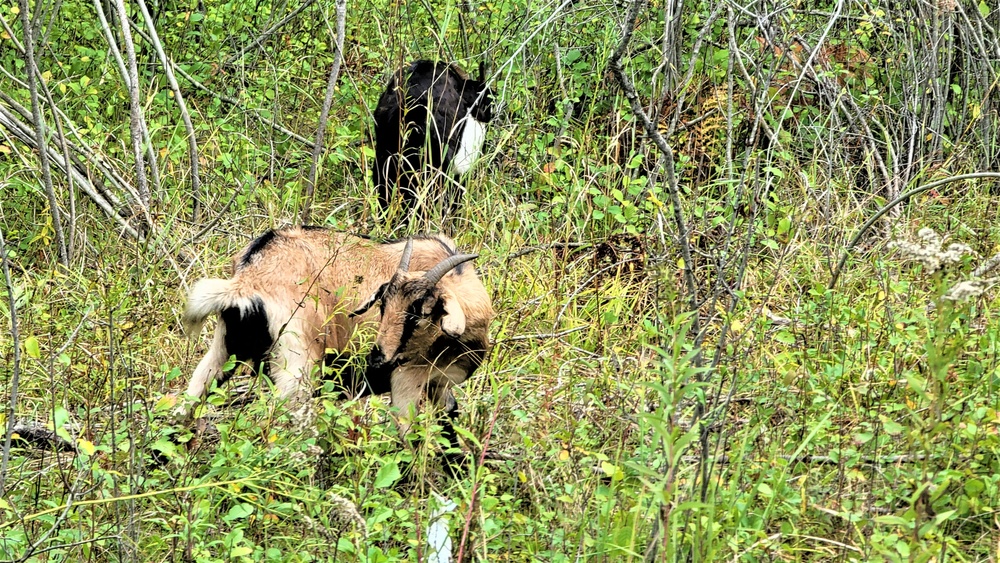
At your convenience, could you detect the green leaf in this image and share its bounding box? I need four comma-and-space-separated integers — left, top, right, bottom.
53, 407, 69, 430
932, 509, 956, 525
374, 460, 401, 488
24, 336, 40, 359
881, 417, 904, 435
773, 331, 795, 345
230, 545, 252, 557
756, 483, 774, 498
777, 217, 791, 235
224, 503, 254, 523
875, 515, 910, 526
964, 478, 985, 496
600, 461, 624, 481
980, 1, 989, 17
150, 438, 177, 457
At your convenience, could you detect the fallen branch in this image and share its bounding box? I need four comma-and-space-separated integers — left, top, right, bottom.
8, 421, 76, 453
0, 103, 191, 268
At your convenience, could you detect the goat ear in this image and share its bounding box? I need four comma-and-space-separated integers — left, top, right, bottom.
438, 291, 467, 338
350, 283, 388, 317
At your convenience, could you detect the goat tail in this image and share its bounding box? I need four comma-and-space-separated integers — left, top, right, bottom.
182, 278, 254, 338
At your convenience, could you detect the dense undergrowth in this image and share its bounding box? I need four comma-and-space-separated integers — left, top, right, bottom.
2, 0, 1000, 560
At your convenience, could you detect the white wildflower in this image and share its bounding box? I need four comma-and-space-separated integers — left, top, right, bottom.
889, 228, 974, 273
301, 493, 367, 541
943, 278, 997, 302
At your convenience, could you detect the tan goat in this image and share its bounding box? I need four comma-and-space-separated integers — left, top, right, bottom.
178, 227, 493, 447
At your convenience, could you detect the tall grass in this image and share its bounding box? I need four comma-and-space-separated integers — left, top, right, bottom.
1, 0, 999, 560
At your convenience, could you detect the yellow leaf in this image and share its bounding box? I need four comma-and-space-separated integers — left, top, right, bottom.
600, 461, 624, 481
78, 439, 96, 456
730, 318, 744, 333
24, 336, 40, 359
41, 71, 51, 82
10, 5, 20, 15
0, 144, 10, 155
677, 257, 685, 269
155, 394, 178, 410
518, 471, 527, 483
558, 449, 569, 461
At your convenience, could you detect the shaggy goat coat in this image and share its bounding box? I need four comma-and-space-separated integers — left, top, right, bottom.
373, 60, 493, 218
180, 227, 493, 440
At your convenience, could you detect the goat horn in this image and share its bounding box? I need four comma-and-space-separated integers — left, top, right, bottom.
423, 253, 478, 285
397, 239, 413, 273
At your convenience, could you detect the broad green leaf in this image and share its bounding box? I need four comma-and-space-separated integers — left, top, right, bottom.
224, 503, 254, 523
374, 461, 401, 488
53, 407, 69, 430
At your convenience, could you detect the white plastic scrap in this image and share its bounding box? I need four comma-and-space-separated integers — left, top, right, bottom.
426, 492, 459, 563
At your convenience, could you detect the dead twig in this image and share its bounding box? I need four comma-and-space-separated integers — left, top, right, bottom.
299, 0, 346, 225
0, 222, 23, 493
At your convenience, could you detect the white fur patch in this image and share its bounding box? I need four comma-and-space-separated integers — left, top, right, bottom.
183, 278, 236, 336
450, 116, 486, 175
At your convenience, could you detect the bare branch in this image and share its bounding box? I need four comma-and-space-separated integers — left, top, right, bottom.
829, 172, 1000, 289
133, 0, 203, 222
299, 0, 347, 226
608, 0, 697, 319
111, 0, 151, 208
0, 220, 22, 493
17, 0, 68, 266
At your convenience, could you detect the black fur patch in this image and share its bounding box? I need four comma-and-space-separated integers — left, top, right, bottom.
396, 295, 430, 357
220, 297, 272, 375
361, 346, 396, 395
239, 230, 278, 269
426, 334, 487, 374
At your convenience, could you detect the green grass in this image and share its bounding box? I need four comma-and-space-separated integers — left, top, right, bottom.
3, 0, 1000, 560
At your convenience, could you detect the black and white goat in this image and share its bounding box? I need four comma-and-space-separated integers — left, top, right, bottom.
373, 60, 494, 220
177, 227, 494, 449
